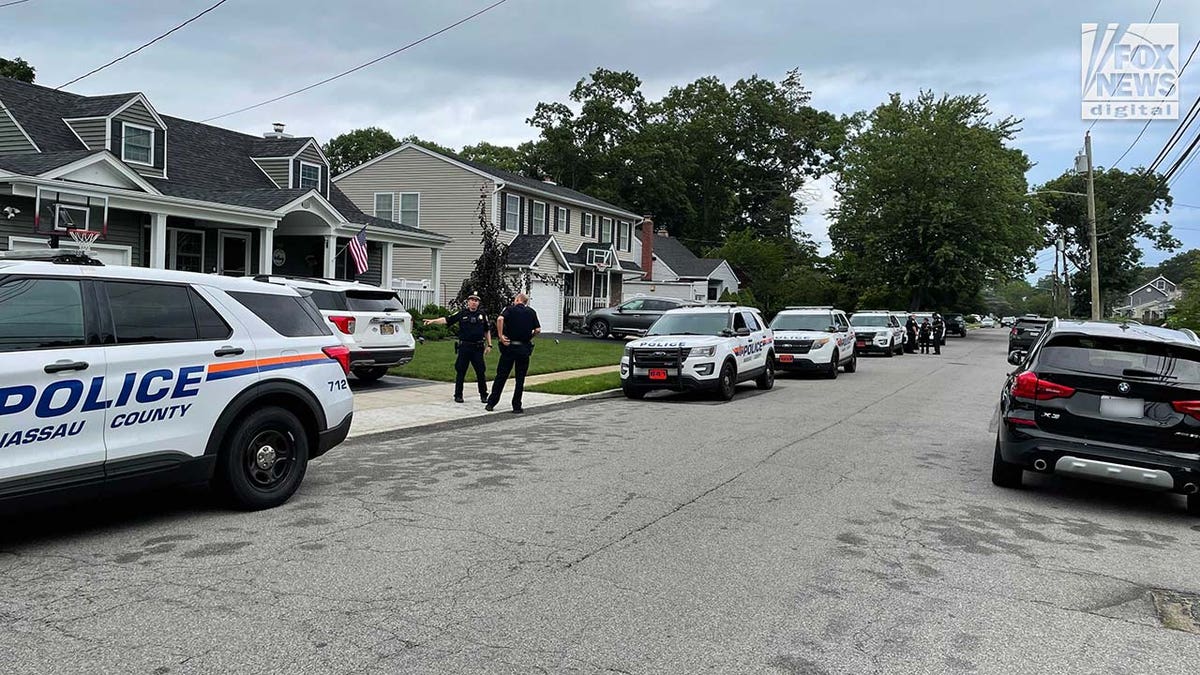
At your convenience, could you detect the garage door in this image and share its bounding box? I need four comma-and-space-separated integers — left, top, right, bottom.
8, 237, 131, 266
528, 280, 562, 334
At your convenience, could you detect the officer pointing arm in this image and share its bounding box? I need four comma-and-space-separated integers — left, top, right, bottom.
424, 292, 493, 403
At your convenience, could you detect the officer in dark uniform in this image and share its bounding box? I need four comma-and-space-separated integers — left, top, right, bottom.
486, 293, 541, 414
905, 314, 918, 354
931, 312, 945, 355
424, 291, 491, 403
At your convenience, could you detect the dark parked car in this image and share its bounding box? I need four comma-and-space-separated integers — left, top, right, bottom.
584, 296, 700, 338
995, 319, 1200, 515
943, 313, 967, 337
1008, 316, 1049, 352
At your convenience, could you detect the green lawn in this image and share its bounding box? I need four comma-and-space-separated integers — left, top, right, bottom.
526, 372, 621, 395
390, 338, 625, 382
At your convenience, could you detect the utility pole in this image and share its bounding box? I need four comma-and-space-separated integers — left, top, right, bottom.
1084, 132, 1100, 320
1052, 239, 1060, 317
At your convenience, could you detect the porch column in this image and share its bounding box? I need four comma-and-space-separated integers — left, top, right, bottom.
258, 226, 274, 274
149, 213, 167, 269
381, 242, 394, 289
323, 234, 337, 279
430, 248, 443, 305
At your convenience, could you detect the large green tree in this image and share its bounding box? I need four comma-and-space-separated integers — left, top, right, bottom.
459, 140, 538, 174
706, 229, 832, 317
323, 127, 398, 175
1034, 167, 1175, 315
829, 91, 1040, 310
0, 57, 34, 83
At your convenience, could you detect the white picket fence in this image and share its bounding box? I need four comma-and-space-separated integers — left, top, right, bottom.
394, 287, 437, 310
565, 296, 606, 316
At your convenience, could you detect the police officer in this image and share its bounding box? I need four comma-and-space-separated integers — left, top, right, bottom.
486, 293, 541, 414
905, 314, 918, 354
424, 291, 492, 403
931, 312, 945, 355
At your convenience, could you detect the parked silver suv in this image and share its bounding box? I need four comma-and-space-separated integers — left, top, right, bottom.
585, 296, 701, 339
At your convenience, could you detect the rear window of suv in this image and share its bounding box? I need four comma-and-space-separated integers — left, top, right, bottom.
229, 291, 331, 337
1039, 334, 1200, 384
1015, 319, 1048, 330
345, 290, 403, 313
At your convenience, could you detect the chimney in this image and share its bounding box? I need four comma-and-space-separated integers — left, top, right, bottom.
640, 216, 655, 281
263, 122, 294, 139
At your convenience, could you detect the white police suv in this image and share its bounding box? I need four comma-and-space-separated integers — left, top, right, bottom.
770, 306, 857, 378
620, 304, 775, 401
0, 252, 354, 511
849, 310, 905, 357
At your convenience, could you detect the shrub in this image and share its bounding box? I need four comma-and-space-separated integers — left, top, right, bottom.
409, 304, 456, 341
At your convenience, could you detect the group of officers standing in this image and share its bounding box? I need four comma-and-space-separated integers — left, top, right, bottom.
903, 313, 946, 355
423, 291, 541, 413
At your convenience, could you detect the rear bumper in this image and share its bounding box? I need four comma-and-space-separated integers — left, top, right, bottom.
349, 347, 414, 368
998, 423, 1200, 492
315, 412, 353, 458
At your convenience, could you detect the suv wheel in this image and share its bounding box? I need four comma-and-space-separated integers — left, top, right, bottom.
622, 384, 647, 400
353, 366, 389, 382
844, 353, 857, 373
825, 351, 839, 379
755, 357, 775, 390
590, 319, 610, 339
885, 339, 895, 358
718, 361, 737, 401
216, 406, 310, 510
991, 438, 1023, 489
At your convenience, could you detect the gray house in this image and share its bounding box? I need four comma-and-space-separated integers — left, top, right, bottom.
627, 227, 740, 302
0, 77, 447, 295
1113, 275, 1181, 322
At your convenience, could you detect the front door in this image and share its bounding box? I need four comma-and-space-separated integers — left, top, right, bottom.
218, 231, 251, 277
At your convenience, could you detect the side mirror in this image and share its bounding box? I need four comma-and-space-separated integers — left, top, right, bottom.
827, 325, 839, 333
736, 327, 751, 337
1007, 350, 1027, 366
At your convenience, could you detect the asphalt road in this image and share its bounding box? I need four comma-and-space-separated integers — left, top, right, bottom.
3, 330, 1200, 673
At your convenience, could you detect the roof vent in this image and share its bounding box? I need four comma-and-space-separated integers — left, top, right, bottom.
263, 122, 293, 139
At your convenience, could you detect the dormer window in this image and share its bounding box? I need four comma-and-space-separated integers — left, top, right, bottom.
121, 122, 154, 165
299, 161, 321, 190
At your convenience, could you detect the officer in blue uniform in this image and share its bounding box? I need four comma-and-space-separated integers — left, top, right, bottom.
424, 291, 492, 403
486, 293, 541, 414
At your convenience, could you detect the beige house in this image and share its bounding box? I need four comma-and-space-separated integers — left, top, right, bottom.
333, 142, 653, 332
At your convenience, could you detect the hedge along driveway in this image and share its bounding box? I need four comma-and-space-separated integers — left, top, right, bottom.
390, 339, 625, 382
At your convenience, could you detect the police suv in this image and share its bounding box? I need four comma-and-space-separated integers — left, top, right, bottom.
619, 304, 775, 401
849, 310, 905, 357
770, 306, 857, 378
0, 253, 354, 511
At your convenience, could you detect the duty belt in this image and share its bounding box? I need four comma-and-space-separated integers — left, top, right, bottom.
459, 340, 485, 347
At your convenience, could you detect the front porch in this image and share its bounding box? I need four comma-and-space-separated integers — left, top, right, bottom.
563, 266, 622, 318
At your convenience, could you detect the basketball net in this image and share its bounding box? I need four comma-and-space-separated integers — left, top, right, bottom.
67, 229, 102, 255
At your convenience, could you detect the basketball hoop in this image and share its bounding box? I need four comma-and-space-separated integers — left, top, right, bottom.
67, 228, 103, 256
594, 261, 609, 273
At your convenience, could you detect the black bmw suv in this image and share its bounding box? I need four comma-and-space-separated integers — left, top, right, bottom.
1008, 316, 1049, 352
995, 319, 1200, 515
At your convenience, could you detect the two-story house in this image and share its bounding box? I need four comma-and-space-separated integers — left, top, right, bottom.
335, 142, 656, 333
1113, 275, 1182, 323
0, 77, 448, 303
627, 227, 740, 302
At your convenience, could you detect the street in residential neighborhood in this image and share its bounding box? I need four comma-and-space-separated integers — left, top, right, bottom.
4, 330, 1199, 673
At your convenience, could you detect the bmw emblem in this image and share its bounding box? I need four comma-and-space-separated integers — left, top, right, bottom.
1118, 382, 1131, 394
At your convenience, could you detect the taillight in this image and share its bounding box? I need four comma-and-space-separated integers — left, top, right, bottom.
1010, 327, 1018, 337
322, 345, 351, 375
329, 315, 356, 334
1011, 371, 1076, 401
1171, 401, 1200, 421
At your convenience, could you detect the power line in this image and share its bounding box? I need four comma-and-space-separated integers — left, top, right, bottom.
1088, 0, 1163, 133
1163, 125, 1200, 183
57, 0, 232, 90
1148, 94, 1200, 174
201, 0, 511, 123
1111, 38, 1200, 169
0, 0, 34, 8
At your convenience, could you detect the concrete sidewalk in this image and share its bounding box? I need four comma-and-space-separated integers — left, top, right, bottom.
347, 365, 619, 438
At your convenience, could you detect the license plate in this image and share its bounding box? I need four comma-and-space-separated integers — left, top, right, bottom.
856, 341, 866, 348
1100, 396, 1144, 419
649, 368, 668, 381
380, 323, 395, 335
779, 354, 794, 363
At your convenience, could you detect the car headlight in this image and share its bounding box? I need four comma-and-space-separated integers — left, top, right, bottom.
691, 346, 716, 358
812, 338, 830, 347
876, 331, 889, 338
623, 344, 633, 357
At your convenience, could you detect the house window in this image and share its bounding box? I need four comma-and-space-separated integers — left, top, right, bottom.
504, 195, 521, 232
593, 270, 609, 299
531, 201, 547, 235
121, 123, 154, 165
600, 217, 613, 243
168, 228, 204, 273
618, 221, 632, 251
399, 193, 419, 227
299, 162, 322, 190
583, 213, 594, 237
373, 193, 395, 221
555, 206, 569, 233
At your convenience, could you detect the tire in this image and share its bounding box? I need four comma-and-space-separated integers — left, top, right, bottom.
589, 320, 610, 339
755, 356, 775, 390
1188, 493, 1200, 516
844, 353, 857, 373
825, 351, 839, 379
352, 366, 388, 382
991, 438, 1023, 489
717, 361, 737, 401
622, 385, 646, 400
885, 340, 895, 357
215, 406, 310, 510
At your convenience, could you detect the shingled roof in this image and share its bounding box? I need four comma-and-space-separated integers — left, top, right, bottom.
636, 229, 724, 278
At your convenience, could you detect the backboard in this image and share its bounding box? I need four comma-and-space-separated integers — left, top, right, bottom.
33, 186, 109, 241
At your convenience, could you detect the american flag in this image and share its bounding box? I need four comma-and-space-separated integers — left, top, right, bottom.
347, 228, 369, 276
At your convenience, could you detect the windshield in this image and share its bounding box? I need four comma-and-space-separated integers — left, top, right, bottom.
770, 314, 831, 331
345, 290, 404, 312
647, 312, 730, 336
850, 315, 890, 328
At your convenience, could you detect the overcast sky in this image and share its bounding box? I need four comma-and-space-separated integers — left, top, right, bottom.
6, 0, 1200, 274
